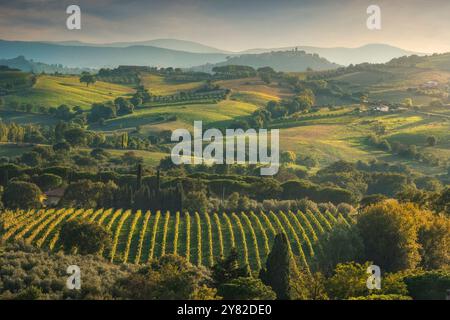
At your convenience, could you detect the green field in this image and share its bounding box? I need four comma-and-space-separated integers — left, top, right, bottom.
140, 73, 205, 96
4, 75, 134, 108
0, 208, 346, 272
93, 100, 258, 133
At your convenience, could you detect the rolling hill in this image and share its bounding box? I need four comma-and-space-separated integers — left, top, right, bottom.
191, 50, 341, 72
3, 74, 134, 108
241, 44, 423, 66
0, 40, 229, 69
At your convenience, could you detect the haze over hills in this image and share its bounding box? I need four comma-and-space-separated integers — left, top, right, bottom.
28, 39, 425, 66
191, 50, 341, 72
47, 38, 230, 54
0, 55, 94, 74
0, 39, 427, 72
0, 40, 228, 69
241, 44, 425, 65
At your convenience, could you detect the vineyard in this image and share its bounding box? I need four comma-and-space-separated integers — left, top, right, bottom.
0, 208, 351, 272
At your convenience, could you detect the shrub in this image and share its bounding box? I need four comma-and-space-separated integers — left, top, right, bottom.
60, 219, 112, 255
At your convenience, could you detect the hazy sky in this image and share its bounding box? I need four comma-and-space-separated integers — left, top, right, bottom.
1, 0, 449, 53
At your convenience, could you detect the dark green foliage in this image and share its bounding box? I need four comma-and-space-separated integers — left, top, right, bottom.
317, 223, 364, 275
218, 277, 276, 300
212, 247, 250, 287
114, 254, 216, 300
60, 219, 112, 255
403, 271, 450, 300
2, 181, 42, 209
64, 128, 87, 147
60, 180, 118, 208
259, 233, 292, 300
32, 173, 62, 191
0, 243, 131, 300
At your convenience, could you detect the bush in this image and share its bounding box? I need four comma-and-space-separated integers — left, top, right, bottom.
114, 255, 216, 300
2, 181, 43, 209
60, 219, 111, 255
32, 173, 62, 191
218, 277, 276, 300
403, 270, 450, 300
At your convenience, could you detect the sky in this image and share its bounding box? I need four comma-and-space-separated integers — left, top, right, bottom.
0, 0, 449, 53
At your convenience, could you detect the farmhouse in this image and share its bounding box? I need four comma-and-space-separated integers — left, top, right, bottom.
44, 187, 66, 206
373, 104, 390, 112
421, 80, 439, 89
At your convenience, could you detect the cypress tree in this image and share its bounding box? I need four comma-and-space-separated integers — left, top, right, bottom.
136, 163, 143, 189
259, 233, 292, 300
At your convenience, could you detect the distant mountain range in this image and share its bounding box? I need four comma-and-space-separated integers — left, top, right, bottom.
240, 44, 423, 66
46, 39, 229, 54
0, 39, 426, 71
0, 55, 93, 74
0, 40, 228, 69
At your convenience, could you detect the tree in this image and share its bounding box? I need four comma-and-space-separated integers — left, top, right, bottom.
60, 219, 111, 255
115, 255, 216, 300
403, 270, 450, 300
79, 73, 96, 87
2, 181, 43, 209
53, 141, 71, 153
426, 135, 437, 146
280, 151, 296, 164
403, 98, 413, 107
218, 277, 276, 300
60, 180, 118, 208
317, 223, 364, 275
114, 97, 134, 116
212, 247, 250, 287
259, 233, 292, 300
325, 262, 371, 299
418, 213, 450, 270
32, 173, 62, 191
64, 128, 87, 147
55, 104, 73, 120
20, 151, 41, 167
184, 190, 208, 213
357, 200, 421, 272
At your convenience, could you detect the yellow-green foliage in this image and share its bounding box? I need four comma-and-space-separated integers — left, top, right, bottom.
160, 211, 170, 256
241, 212, 261, 270
195, 212, 202, 266
213, 213, 224, 257
110, 209, 131, 262
288, 211, 314, 257
222, 213, 235, 248
279, 211, 309, 272
135, 211, 151, 264
314, 210, 333, 232
173, 212, 180, 255
250, 211, 270, 256
5, 75, 133, 108
185, 212, 191, 263
204, 212, 214, 267
1, 208, 341, 273
305, 209, 325, 235
297, 210, 319, 242
148, 210, 161, 261
123, 210, 142, 263
232, 213, 249, 267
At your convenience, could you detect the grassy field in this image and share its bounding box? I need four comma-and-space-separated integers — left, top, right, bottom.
0, 208, 346, 272
217, 78, 293, 101
4, 75, 134, 108
140, 73, 205, 96
93, 100, 258, 133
